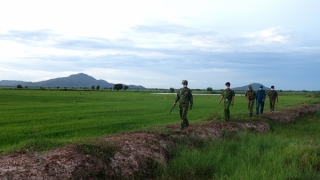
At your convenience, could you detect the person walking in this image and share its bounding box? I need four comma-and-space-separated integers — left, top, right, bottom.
218, 82, 235, 121
266, 85, 278, 112
245, 85, 257, 117
256, 85, 266, 114
174, 80, 193, 130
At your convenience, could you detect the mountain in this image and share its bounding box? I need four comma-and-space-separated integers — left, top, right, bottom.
0, 80, 30, 86
0, 73, 146, 89
232, 83, 271, 91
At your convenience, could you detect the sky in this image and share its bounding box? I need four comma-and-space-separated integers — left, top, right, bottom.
0, 0, 320, 90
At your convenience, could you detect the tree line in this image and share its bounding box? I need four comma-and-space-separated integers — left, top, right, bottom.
16, 84, 129, 91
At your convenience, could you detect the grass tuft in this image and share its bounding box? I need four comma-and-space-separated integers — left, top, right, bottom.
76, 139, 118, 164
155, 111, 320, 179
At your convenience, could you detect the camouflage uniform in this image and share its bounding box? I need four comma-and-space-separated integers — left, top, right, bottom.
267, 89, 278, 112
221, 88, 235, 121
175, 84, 193, 129
245, 86, 256, 117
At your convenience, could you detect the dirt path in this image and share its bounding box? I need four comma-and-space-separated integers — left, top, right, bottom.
1, 104, 319, 179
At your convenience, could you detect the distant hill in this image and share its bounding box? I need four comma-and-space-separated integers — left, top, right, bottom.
233, 83, 271, 91
0, 80, 28, 86
0, 73, 146, 89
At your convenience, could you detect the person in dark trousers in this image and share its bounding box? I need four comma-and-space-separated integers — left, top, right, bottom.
174, 80, 193, 130
218, 82, 235, 121
245, 85, 257, 117
256, 85, 266, 114
266, 85, 278, 112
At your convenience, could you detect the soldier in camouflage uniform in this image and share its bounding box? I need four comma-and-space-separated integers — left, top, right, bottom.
174, 80, 193, 130
245, 85, 257, 117
266, 85, 278, 112
218, 82, 235, 121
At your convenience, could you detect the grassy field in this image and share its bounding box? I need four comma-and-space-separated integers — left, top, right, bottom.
156, 112, 320, 180
0, 89, 319, 154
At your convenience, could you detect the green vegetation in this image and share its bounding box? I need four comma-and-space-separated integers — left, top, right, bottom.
156, 112, 320, 179
0, 89, 318, 153
1, 89, 320, 179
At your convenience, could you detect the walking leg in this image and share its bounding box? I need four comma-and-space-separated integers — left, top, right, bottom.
224, 101, 231, 121
260, 101, 264, 114
180, 107, 189, 130
256, 101, 260, 114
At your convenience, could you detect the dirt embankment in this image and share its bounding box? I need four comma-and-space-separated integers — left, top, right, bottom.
0, 104, 319, 179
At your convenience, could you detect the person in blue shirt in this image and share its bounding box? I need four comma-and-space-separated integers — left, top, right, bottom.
256, 85, 266, 114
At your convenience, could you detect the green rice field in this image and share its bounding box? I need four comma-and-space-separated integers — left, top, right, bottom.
0, 89, 319, 154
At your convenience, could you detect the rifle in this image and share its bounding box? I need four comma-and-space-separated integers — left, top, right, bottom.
168, 104, 176, 114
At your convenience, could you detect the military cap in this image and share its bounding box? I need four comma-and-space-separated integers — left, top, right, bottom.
260, 85, 263, 88
225, 82, 230, 86
271, 85, 274, 89
181, 80, 188, 85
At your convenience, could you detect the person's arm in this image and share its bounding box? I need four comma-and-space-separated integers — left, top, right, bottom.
245, 91, 250, 101
218, 95, 224, 104
231, 96, 235, 106
189, 91, 193, 110
173, 98, 177, 106
174, 91, 180, 105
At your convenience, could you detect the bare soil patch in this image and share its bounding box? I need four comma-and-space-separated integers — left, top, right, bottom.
1, 104, 319, 179
265, 104, 320, 123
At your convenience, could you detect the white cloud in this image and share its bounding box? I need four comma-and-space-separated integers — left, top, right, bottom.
1, 1, 320, 90
243, 27, 290, 45
189, 68, 228, 73
0, 68, 77, 82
